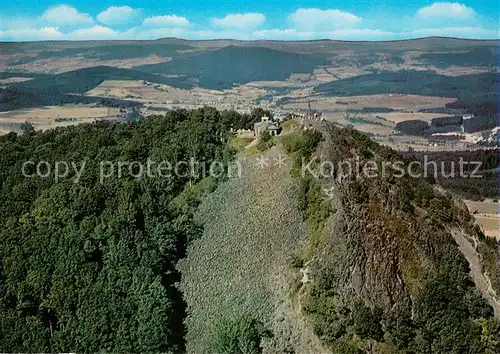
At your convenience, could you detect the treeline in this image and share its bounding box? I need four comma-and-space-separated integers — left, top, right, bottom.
396, 115, 498, 136
0, 107, 260, 352
395, 119, 430, 136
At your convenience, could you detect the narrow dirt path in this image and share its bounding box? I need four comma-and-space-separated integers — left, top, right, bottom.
451, 229, 500, 317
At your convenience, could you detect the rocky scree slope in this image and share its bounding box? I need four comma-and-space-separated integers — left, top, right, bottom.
180, 121, 500, 353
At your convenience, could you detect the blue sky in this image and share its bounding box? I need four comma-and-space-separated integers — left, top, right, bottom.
0, 1, 498, 41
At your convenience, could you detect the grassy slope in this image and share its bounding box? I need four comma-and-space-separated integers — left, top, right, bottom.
179, 145, 328, 353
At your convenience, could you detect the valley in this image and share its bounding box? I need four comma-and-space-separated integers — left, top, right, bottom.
1, 38, 497, 154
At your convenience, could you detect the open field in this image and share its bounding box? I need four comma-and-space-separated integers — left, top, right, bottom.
0, 77, 33, 86
380, 112, 455, 124
0, 127, 11, 135
246, 80, 305, 88
86, 79, 267, 111
353, 123, 395, 136
4, 55, 172, 74
275, 94, 479, 151
279, 94, 456, 112
465, 200, 500, 239
465, 200, 500, 215
0, 105, 122, 131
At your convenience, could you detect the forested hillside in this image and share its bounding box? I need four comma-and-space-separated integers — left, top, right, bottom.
314, 71, 497, 102
180, 120, 500, 353
135, 46, 329, 89
418, 46, 498, 68
0, 107, 260, 352
11, 66, 194, 94
0, 109, 499, 353
0, 66, 195, 111
290, 125, 500, 352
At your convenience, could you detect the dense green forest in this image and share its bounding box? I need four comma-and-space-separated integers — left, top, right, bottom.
0, 107, 265, 352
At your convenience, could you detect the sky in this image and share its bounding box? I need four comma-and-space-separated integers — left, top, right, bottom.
0, 1, 498, 41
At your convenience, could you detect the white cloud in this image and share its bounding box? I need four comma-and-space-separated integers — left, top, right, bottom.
408, 26, 498, 39
0, 16, 40, 30
0, 27, 63, 41
252, 28, 395, 40
1, 4, 497, 42
328, 28, 396, 40
289, 8, 361, 31
67, 25, 118, 40
416, 2, 475, 19
190, 29, 251, 40
123, 26, 188, 40
41, 5, 93, 26
97, 6, 141, 26
252, 28, 302, 39
211, 13, 266, 30
143, 15, 190, 28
